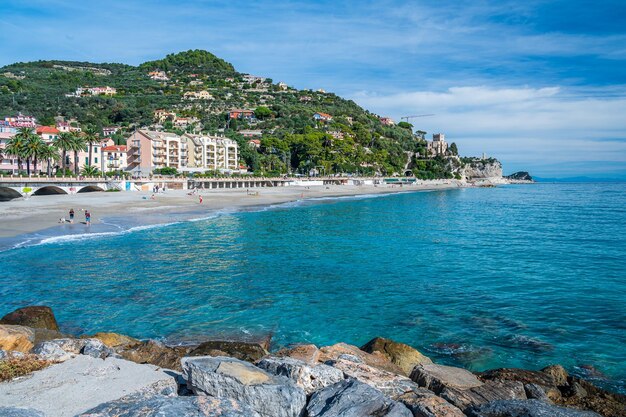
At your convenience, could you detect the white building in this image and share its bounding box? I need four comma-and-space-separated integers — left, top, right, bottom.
183, 133, 239, 172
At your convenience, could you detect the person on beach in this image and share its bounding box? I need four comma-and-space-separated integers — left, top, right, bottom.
69, 208, 75, 223
199, 195, 203, 204
85, 210, 91, 225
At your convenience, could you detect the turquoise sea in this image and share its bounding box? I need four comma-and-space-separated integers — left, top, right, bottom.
1, 183, 625, 393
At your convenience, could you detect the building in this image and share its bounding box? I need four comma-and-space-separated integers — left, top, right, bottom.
277, 82, 288, 90
102, 145, 128, 172
239, 130, 262, 138
242, 74, 265, 84
183, 133, 239, 172
379, 117, 395, 126
153, 109, 176, 123
127, 130, 188, 176
148, 71, 169, 81
66, 86, 117, 97
36, 126, 60, 142
183, 90, 213, 100
102, 126, 120, 137
55, 120, 81, 133
0, 114, 37, 133
0, 131, 18, 173
313, 112, 333, 123
248, 139, 261, 149
427, 133, 448, 157
228, 109, 255, 121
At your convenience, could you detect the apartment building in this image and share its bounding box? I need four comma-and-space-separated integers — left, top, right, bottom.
127, 130, 188, 176
183, 134, 239, 172
102, 145, 128, 172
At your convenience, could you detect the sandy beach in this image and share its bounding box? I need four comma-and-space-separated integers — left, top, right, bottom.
0, 180, 465, 240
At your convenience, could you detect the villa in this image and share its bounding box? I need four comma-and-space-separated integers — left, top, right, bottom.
427, 133, 449, 157
228, 109, 255, 121
313, 112, 333, 123
148, 70, 169, 81
379, 117, 395, 126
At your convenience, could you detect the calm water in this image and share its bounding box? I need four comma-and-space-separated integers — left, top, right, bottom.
1, 183, 625, 392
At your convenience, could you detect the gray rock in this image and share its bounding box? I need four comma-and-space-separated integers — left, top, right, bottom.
307, 378, 413, 417
256, 356, 344, 395
467, 399, 602, 417
0, 407, 45, 417
0, 349, 6, 359
0, 355, 179, 417
327, 357, 418, 399
181, 356, 306, 417
79, 394, 261, 417
81, 339, 115, 359
32, 338, 86, 354
410, 364, 483, 394
440, 380, 527, 411
523, 384, 551, 402
32, 340, 74, 362
396, 387, 466, 417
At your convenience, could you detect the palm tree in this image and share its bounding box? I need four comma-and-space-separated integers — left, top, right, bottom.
23, 134, 45, 175
38, 144, 59, 177
81, 165, 100, 177
83, 126, 99, 170
4, 134, 27, 173
54, 132, 75, 175
71, 135, 86, 176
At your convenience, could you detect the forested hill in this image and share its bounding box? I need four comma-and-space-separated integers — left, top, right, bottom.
0, 49, 465, 177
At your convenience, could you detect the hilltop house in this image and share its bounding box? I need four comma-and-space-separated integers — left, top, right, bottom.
426, 133, 448, 157
248, 139, 261, 149
239, 130, 262, 138
379, 117, 395, 126
228, 109, 255, 121
148, 71, 169, 81
153, 109, 177, 123
183, 91, 213, 100
313, 112, 333, 123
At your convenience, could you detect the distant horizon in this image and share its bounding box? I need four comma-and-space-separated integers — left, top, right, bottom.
1, 0, 625, 179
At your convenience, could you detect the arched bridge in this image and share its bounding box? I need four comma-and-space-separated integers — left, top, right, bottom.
0, 178, 116, 201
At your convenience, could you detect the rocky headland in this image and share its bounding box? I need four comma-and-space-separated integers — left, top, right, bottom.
1, 306, 623, 417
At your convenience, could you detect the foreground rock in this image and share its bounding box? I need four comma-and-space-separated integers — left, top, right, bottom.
32, 338, 115, 361
467, 399, 602, 417
275, 343, 321, 364
0, 408, 45, 417
80, 395, 262, 417
188, 340, 268, 362
119, 339, 193, 371
319, 342, 405, 375
85, 332, 140, 348
396, 388, 465, 417
361, 337, 433, 375
327, 355, 418, 398
0, 306, 59, 331
307, 378, 413, 417
411, 363, 483, 394
257, 355, 344, 395
182, 356, 306, 417
440, 380, 527, 411
0, 355, 178, 417
0, 325, 34, 353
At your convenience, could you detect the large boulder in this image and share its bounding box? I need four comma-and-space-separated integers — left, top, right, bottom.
557, 376, 626, 417
31, 337, 115, 361
327, 356, 418, 399
275, 344, 321, 364
319, 342, 405, 375
0, 306, 59, 331
478, 367, 562, 402
85, 332, 140, 348
0, 325, 34, 353
119, 339, 192, 371
79, 396, 262, 417
0, 355, 179, 416
440, 380, 527, 411
361, 337, 433, 375
187, 340, 268, 362
466, 399, 602, 417
0, 408, 45, 417
181, 356, 306, 417
307, 378, 413, 417
396, 387, 466, 417
411, 363, 483, 394
257, 355, 344, 395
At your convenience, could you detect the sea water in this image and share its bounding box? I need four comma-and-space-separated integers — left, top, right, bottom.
1, 183, 625, 392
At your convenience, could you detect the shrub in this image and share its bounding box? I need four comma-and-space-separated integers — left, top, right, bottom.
0, 356, 52, 382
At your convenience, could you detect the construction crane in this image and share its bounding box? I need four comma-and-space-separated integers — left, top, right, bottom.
401, 114, 435, 123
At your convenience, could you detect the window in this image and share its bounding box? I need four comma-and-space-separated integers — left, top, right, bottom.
95, 157, 98, 163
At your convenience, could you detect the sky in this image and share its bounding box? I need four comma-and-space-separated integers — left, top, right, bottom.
1, 0, 625, 178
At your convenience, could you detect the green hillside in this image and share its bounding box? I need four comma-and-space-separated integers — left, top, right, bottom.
0, 50, 460, 177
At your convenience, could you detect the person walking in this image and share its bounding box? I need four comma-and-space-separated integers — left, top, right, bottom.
85, 210, 91, 226
69, 208, 75, 224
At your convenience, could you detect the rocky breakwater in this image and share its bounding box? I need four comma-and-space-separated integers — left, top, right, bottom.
1, 306, 625, 417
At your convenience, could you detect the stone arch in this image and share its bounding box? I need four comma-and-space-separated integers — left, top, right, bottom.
77, 185, 105, 193
404, 169, 414, 177
33, 186, 68, 196
0, 187, 22, 202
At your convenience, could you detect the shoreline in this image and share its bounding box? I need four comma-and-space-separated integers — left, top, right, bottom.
0, 180, 467, 248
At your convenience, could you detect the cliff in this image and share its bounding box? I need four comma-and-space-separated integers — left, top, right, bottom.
459, 158, 503, 181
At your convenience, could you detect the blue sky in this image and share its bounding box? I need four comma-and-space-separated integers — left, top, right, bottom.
2, 0, 625, 178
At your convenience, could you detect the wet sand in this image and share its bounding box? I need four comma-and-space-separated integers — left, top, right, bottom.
0, 180, 465, 239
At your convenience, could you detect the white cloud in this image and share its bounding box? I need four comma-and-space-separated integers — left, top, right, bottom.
351, 86, 626, 176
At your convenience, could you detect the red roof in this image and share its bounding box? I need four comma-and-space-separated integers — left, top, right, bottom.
36, 126, 59, 134
102, 145, 127, 152
248, 139, 261, 144
315, 112, 332, 119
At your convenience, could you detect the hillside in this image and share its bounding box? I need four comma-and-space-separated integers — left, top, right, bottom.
0, 50, 483, 178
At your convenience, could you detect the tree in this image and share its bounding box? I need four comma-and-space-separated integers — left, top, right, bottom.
449, 142, 458, 156
397, 122, 413, 130
82, 125, 100, 169
24, 133, 45, 175
71, 135, 86, 175
255, 106, 272, 120
5, 134, 27, 173
38, 144, 60, 177
81, 165, 100, 177
54, 132, 75, 174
